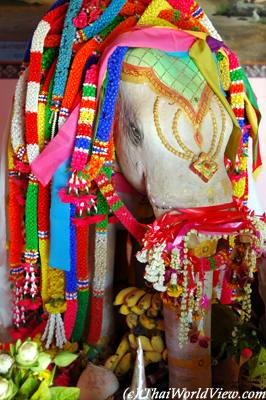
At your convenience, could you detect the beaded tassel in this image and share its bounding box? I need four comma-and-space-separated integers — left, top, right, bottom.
42, 313, 66, 349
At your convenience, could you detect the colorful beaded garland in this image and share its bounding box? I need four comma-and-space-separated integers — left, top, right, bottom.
8, 0, 262, 349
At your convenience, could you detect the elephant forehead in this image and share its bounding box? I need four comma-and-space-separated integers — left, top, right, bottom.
121, 47, 207, 108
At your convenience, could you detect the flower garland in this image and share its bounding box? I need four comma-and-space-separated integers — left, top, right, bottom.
136, 205, 265, 346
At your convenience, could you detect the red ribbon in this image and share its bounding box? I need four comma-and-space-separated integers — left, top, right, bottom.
145, 202, 253, 248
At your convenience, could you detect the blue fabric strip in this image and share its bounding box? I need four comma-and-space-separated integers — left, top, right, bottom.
49, 159, 71, 271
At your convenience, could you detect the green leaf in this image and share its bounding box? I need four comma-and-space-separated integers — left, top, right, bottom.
9, 344, 15, 357
30, 381, 51, 400
13, 368, 25, 388
16, 339, 22, 352
50, 387, 80, 400
31, 353, 52, 372
53, 352, 78, 368
18, 375, 39, 398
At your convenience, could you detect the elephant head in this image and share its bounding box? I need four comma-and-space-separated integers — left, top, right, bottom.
115, 48, 234, 219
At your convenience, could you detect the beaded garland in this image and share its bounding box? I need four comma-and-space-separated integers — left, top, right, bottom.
8, 0, 262, 349
8, 1, 68, 337
51, 0, 83, 129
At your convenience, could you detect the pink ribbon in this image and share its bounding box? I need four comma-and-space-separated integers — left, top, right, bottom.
31, 103, 80, 186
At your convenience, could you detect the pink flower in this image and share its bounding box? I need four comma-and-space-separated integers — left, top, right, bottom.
241, 348, 253, 359
200, 294, 210, 310
73, 11, 88, 29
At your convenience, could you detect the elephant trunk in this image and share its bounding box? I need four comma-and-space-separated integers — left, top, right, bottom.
163, 271, 213, 393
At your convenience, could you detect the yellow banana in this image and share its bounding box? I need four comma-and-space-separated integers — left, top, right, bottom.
125, 288, 146, 308
139, 314, 156, 330
137, 293, 152, 311
126, 313, 139, 329
115, 336, 130, 358
113, 287, 137, 305
146, 307, 159, 318
131, 305, 145, 316
119, 304, 131, 315
151, 336, 165, 353
139, 335, 154, 351
151, 293, 162, 311
115, 352, 132, 376
104, 354, 120, 371
162, 348, 168, 362
128, 333, 138, 349
105, 336, 130, 370
144, 351, 162, 364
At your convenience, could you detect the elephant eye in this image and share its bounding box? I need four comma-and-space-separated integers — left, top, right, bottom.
128, 121, 144, 146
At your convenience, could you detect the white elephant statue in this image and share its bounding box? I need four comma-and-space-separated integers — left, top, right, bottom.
114, 47, 234, 389
5, 0, 265, 396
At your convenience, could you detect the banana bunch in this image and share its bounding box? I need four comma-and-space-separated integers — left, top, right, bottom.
104, 287, 167, 376
113, 287, 164, 332
104, 335, 132, 376
128, 333, 168, 367
104, 333, 167, 376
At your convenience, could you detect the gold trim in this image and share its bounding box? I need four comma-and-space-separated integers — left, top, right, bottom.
121, 62, 213, 121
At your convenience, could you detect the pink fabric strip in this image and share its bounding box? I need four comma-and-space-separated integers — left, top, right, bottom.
32, 27, 196, 186
98, 26, 196, 95
31, 103, 80, 186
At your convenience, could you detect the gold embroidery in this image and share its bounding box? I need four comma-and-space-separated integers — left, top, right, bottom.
153, 95, 227, 182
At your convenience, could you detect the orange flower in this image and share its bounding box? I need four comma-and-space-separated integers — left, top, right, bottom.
193, 240, 217, 258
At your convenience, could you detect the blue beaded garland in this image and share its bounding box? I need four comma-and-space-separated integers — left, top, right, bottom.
91, 46, 128, 154
81, 0, 127, 40
52, 0, 83, 108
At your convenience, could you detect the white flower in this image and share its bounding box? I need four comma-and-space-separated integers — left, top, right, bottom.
0, 354, 13, 375
16, 341, 39, 366
136, 249, 148, 263
0, 378, 15, 400
153, 283, 167, 292
0, 379, 8, 398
